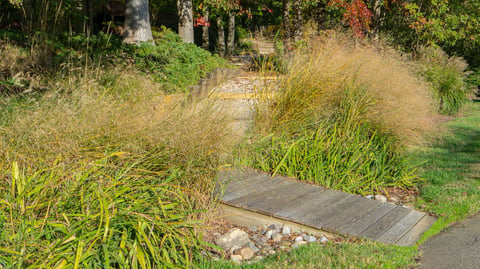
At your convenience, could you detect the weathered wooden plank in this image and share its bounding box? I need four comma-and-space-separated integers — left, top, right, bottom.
228, 180, 306, 208
305, 195, 361, 225
341, 202, 397, 235
219, 170, 285, 201
221, 176, 284, 202
321, 195, 381, 230
395, 214, 437, 246
247, 183, 314, 213
360, 206, 412, 240
276, 190, 349, 223
376, 210, 426, 244
273, 186, 335, 218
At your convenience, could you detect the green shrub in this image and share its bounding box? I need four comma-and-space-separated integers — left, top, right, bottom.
418, 46, 469, 115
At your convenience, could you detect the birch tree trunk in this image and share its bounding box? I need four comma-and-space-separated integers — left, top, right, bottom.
177, 0, 194, 43
202, 9, 209, 50
227, 12, 235, 56
123, 0, 154, 44
292, 0, 303, 42
217, 16, 225, 57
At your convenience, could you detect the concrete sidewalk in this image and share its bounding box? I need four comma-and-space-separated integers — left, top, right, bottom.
419, 212, 480, 268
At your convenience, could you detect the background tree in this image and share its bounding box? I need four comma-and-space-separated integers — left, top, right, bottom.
178, 0, 194, 43
123, 0, 154, 44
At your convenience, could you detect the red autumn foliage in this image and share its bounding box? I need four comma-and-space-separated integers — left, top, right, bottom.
329, 0, 373, 38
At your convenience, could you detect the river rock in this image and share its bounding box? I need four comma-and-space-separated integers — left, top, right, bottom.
230, 254, 243, 264
374, 194, 388, 203
304, 235, 317, 243
265, 230, 276, 239
272, 233, 283, 243
234, 247, 254, 260
246, 240, 260, 253
215, 228, 250, 253
319, 236, 329, 244
281, 225, 291, 235
292, 240, 308, 248
294, 236, 304, 242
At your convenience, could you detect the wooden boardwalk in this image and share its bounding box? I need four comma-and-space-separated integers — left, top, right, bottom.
217, 168, 436, 246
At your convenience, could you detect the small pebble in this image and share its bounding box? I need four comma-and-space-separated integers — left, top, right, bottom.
281, 225, 291, 235
304, 235, 317, 243
245, 241, 260, 253
272, 233, 283, 243
292, 241, 308, 248
294, 236, 304, 242
253, 255, 264, 261
230, 254, 242, 264
234, 247, 254, 260
374, 194, 388, 203
319, 236, 329, 244
265, 230, 275, 239
267, 224, 279, 230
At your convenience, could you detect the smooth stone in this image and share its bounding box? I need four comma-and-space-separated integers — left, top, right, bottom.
230, 254, 242, 264
281, 225, 291, 235
272, 233, 283, 243
319, 236, 329, 244
245, 240, 260, 253
249, 226, 258, 233
215, 228, 250, 253
294, 236, 304, 242
267, 250, 276, 255
267, 224, 280, 230
292, 241, 308, 248
304, 235, 317, 243
253, 255, 264, 261
234, 247, 254, 260
374, 194, 388, 203
265, 230, 275, 239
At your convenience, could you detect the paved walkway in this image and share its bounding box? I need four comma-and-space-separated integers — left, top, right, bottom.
419, 212, 480, 268
217, 168, 436, 246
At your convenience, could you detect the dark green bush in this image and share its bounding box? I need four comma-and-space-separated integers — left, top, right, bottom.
419, 46, 469, 115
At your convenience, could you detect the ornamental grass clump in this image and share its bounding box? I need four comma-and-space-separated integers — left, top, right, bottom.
417, 46, 470, 115
248, 35, 437, 194
0, 158, 209, 268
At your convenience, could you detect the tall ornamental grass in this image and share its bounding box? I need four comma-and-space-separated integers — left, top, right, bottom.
246, 36, 437, 194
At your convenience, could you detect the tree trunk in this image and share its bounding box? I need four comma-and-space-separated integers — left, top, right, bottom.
372, 0, 383, 38
202, 9, 209, 50
123, 0, 154, 44
83, 0, 94, 34
292, 0, 303, 42
177, 0, 194, 43
217, 16, 225, 57
227, 12, 235, 56
282, 0, 291, 48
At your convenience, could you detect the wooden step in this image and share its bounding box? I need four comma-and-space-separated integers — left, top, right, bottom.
217, 168, 436, 246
